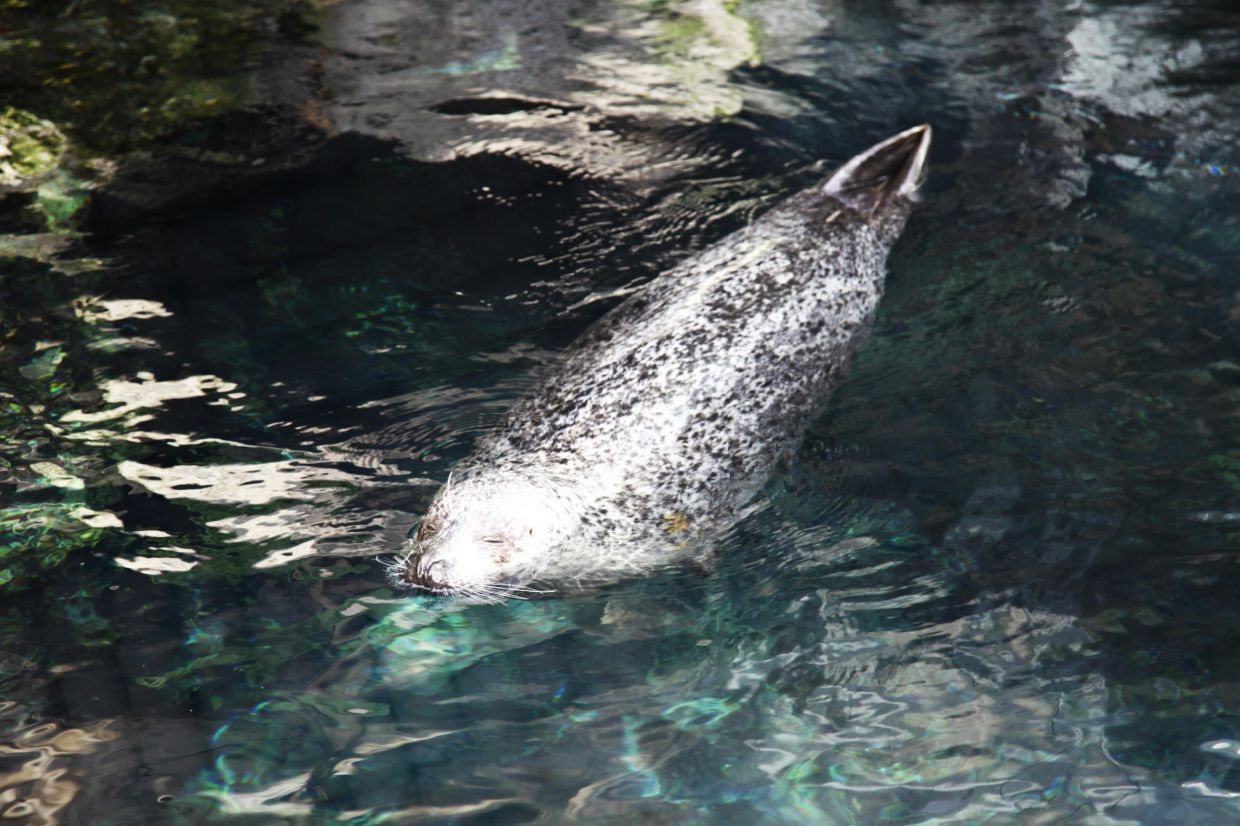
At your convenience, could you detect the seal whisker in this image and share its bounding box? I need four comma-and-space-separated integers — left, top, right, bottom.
507, 584, 555, 596
455, 585, 501, 604
489, 581, 549, 600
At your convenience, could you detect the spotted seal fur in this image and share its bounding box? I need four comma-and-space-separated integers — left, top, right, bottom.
392, 125, 932, 597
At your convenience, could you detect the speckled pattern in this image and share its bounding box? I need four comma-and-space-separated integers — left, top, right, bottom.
395, 126, 931, 595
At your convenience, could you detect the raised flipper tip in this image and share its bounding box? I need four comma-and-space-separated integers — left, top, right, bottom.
822, 124, 932, 211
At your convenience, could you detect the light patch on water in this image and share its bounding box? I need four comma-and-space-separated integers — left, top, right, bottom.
204, 485, 408, 560
198, 773, 314, 818
1182, 781, 1240, 800
574, 0, 758, 119
739, 0, 838, 66
1060, 11, 1205, 119
0, 719, 119, 823
71, 507, 124, 529
1202, 740, 1240, 758
59, 373, 238, 425
29, 462, 84, 490
325, 0, 764, 186
114, 555, 199, 575
51, 425, 264, 450
351, 728, 462, 756
1191, 511, 1240, 523
118, 459, 356, 507
72, 297, 175, 352
85, 336, 161, 352
115, 453, 403, 561
76, 297, 173, 322
252, 538, 319, 569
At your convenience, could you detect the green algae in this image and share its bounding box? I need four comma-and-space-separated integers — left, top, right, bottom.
0, 0, 324, 155
0, 107, 67, 186
0, 1, 327, 233
657, 13, 710, 58
0, 108, 92, 233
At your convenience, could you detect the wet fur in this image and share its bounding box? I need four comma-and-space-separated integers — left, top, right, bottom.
394, 126, 931, 596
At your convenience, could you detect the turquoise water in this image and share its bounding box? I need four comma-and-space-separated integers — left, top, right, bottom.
2, 0, 1240, 822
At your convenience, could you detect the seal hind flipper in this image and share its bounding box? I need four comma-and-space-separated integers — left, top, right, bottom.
822, 124, 932, 214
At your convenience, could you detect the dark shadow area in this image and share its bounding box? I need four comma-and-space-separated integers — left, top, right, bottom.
429, 97, 585, 116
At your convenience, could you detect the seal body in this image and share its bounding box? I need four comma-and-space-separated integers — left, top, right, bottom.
394, 125, 932, 597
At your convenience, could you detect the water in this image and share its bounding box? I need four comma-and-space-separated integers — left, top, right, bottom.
2, 0, 1240, 822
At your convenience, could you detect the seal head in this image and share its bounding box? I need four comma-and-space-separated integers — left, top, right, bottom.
399, 470, 583, 597
393, 125, 932, 598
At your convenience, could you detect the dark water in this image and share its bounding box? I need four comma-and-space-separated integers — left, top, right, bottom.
2, 0, 1240, 822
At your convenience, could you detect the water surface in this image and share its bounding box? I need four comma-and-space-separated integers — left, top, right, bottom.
2, 0, 1240, 823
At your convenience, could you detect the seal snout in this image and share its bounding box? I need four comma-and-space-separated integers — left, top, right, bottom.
398, 531, 510, 595
421, 559, 448, 587
402, 554, 456, 593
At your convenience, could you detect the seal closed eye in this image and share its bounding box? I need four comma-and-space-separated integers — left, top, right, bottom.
393, 125, 933, 598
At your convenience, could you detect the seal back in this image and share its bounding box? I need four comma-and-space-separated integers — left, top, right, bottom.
396, 125, 932, 595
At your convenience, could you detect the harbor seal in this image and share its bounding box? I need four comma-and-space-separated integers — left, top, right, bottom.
392, 125, 932, 597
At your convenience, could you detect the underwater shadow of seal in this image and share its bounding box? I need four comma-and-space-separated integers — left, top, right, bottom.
391, 125, 932, 599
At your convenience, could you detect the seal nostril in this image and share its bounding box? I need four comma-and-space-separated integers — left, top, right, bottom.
424, 560, 447, 584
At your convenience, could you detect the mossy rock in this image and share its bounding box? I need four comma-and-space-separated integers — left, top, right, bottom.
0, 107, 67, 188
